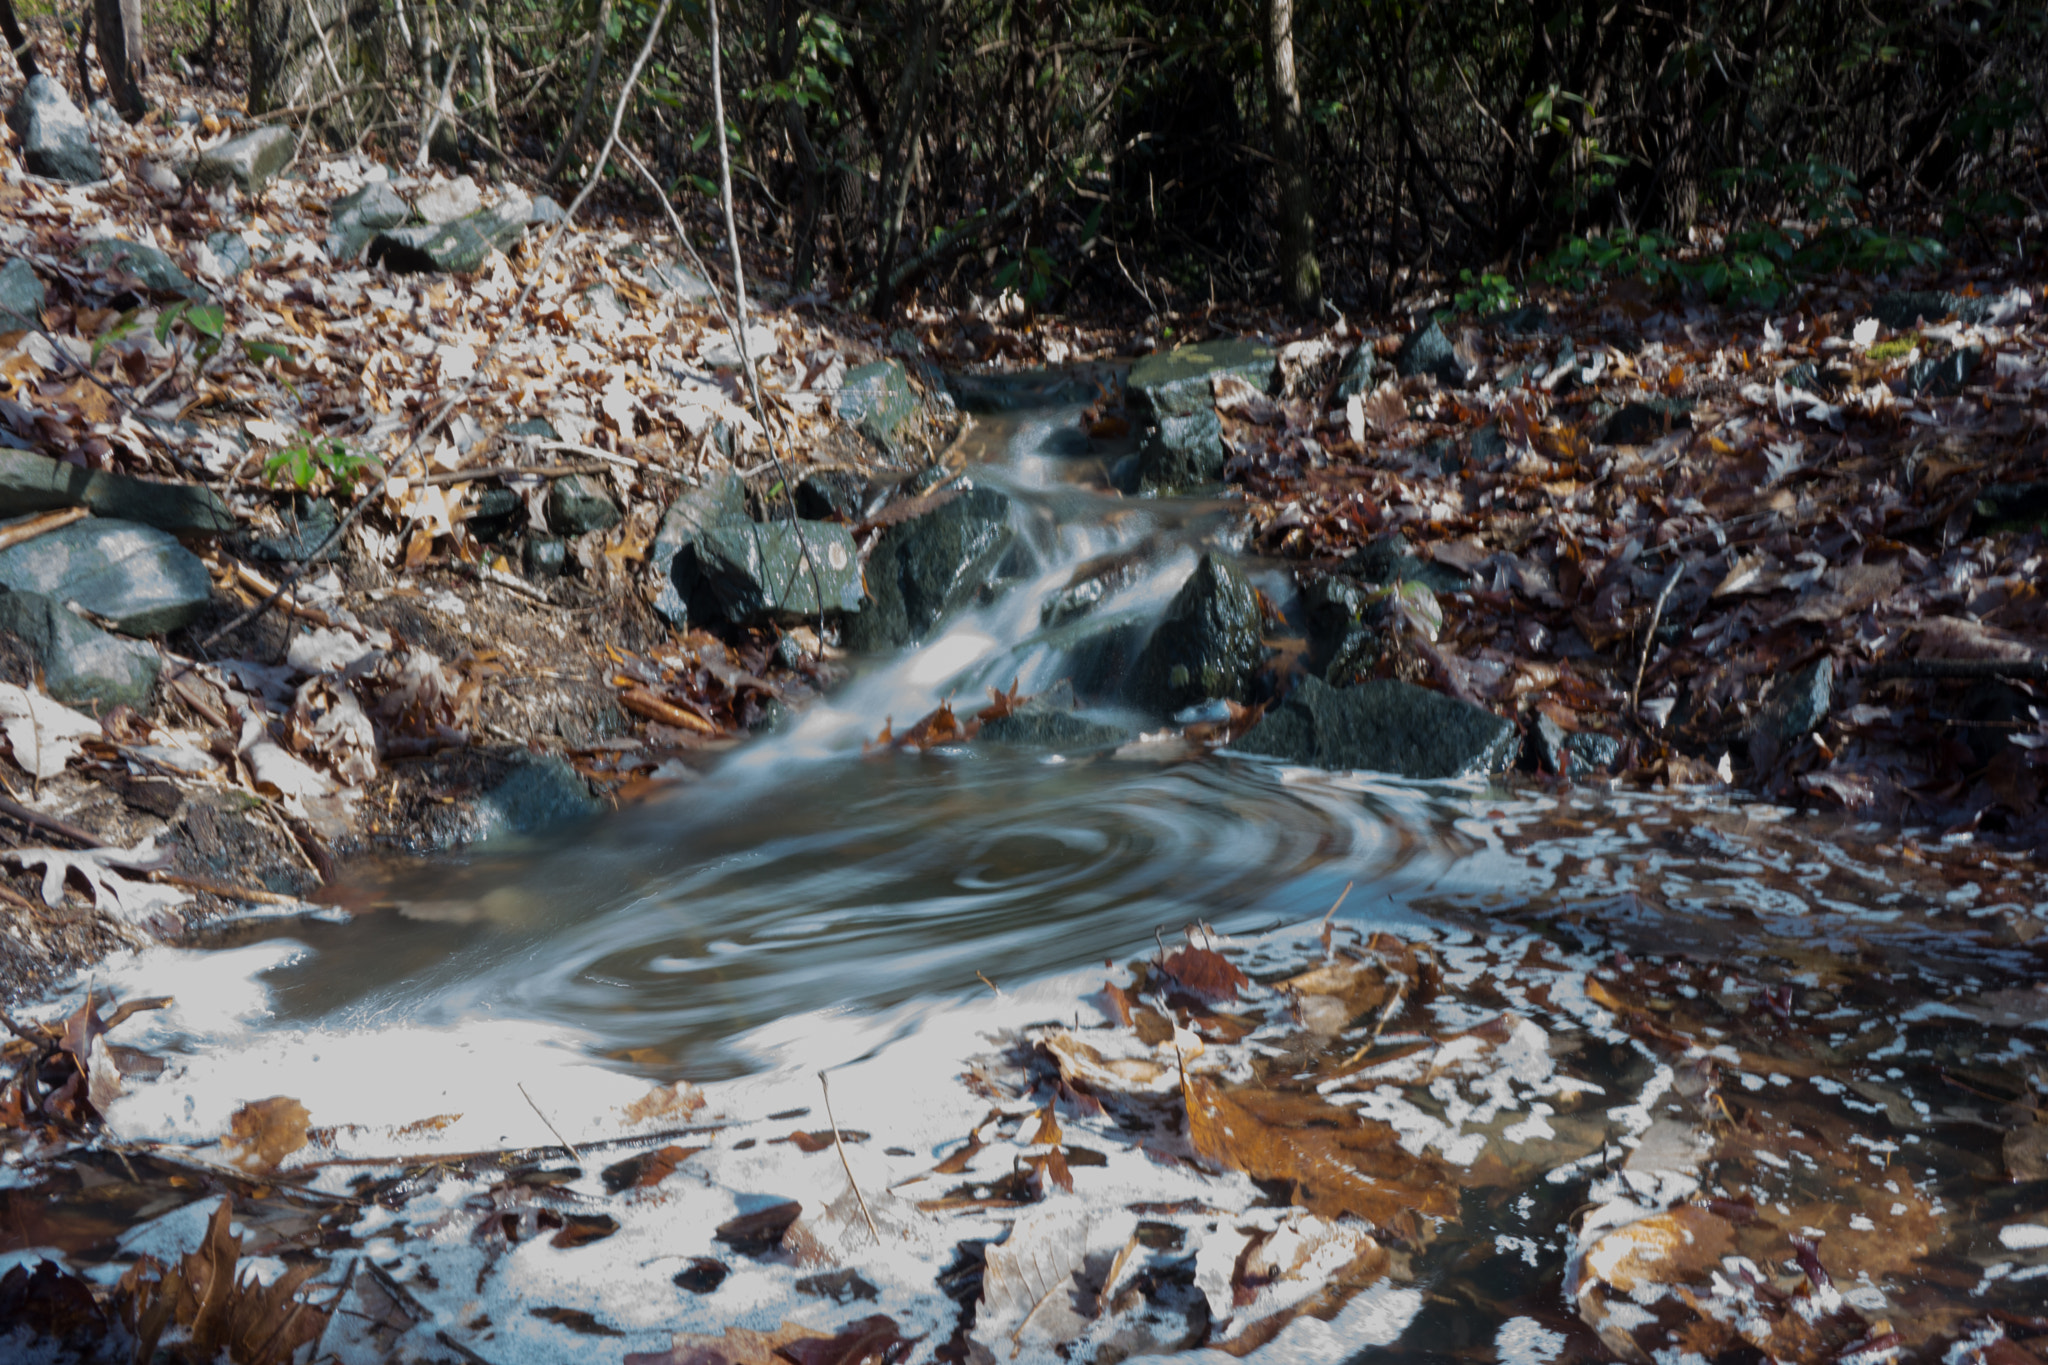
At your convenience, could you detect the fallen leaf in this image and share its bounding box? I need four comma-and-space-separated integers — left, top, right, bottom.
975, 1208, 1092, 1359
778, 1313, 915, 1365
625, 1322, 830, 1365
0, 682, 102, 778
1158, 945, 1250, 1003
224, 1096, 311, 1173
3, 837, 190, 921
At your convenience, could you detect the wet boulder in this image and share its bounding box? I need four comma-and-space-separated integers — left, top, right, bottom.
1746, 657, 1832, 771
6, 76, 103, 184
191, 125, 296, 194
979, 699, 1132, 754
79, 239, 209, 301
0, 518, 213, 636
1127, 338, 1277, 421
1301, 576, 1384, 685
1127, 554, 1264, 718
327, 181, 412, 263
0, 448, 237, 536
1133, 409, 1226, 494
368, 200, 530, 274
673, 520, 863, 626
0, 589, 159, 710
547, 474, 621, 536
1061, 616, 1149, 705
1393, 320, 1471, 387
1236, 677, 1518, 778
0, 258, 46, 331
838, 360, 920, 449
1530, 713, 1623, 781
842, 485, 1014, 651
647, 472, 746, 625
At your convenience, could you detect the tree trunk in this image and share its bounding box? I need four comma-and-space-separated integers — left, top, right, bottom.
1, 0, 39, 80
773, 0, 824, 291
1263, 0, 1319, 315
93, 0, 147, 120
247, 0, 386, 124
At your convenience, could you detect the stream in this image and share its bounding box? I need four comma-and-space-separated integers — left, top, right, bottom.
9, 381, 2048, 1364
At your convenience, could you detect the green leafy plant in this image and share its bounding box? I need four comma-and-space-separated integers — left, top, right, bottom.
1452, 269, 1520, 317
262, 433, 378, 493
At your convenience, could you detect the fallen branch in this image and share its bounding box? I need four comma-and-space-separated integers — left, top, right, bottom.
616, 686, 719, 735
420, 460, 611, 487
0, 793, 104, 847
150, 871, 305, 907
0, 506, 89, 552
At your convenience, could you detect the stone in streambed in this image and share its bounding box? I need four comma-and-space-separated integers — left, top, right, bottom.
647, 473, 747, 625
837, 360, 920, 448
842, 485, 1013, 651
0, 259, 46, 331
0, 518, 213, 636
547, 474, 620, 536
191, 125, 296, 194
1235, 676, 1518, 779
1133, 408, 1226, 494
1531, 713, 1622, 781
673, 520, 863, 626
978, 697, 1132, 754
1127, 554, 1264, 718
6, 76, 103, 184
0, 589, 159, 710
1393, 320, 1470, 387
0, 448, 237, 535
1126, 338, 1277, 420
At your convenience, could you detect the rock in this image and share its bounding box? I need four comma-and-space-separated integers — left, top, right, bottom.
191, 125, 296, 194
643, 259, 713, 300
0, 258, 46, 331
1235, 676, 1519, 779
1973, 481, 2048, 534
504, 417, 559, 442
0, 518, 213, 636
547, 473, 621, 536
140, 160, 182, 194
1061, 617, 1149, 703
1908, 346, 1980, 397
1873, 290, 1991, 330
1598, 398, 1694, 446
413, 174, 482, 224
1393, 320, 1470, 386
794, 468, 869, 522
1747, 657, 1832, 769
0, 448, 237, 535
674, 520, 863, 626
1495, 304, 1554, 336
1332, 346, 1377, 400
327, 181, 412, 262
241, 495, 340, 561
837, 360, 920, 447
467, 753, 602, 842
1300, 576, 1383, 684
88, 99, 120, 126
842, 486, 1013, 650
523, 534, 566, 578
647, 473, 747, 625
1126, 338, 1276, 421
1133, 408, 1226, 494
1127, 554, 1264, 717
1530, 713, 1622, 781
79, 239, 208, 301
526, 195, 568, 226
979, 696, 1131, 754
1470, 424, 1508, 466
0, 589, 160, 710
1339, 533, 1466, 593
6, 76, 103, 184
465, 488, 524, 543
945, 369, 1091, 414
368, 201, 530, 274
202, 230, 252, 277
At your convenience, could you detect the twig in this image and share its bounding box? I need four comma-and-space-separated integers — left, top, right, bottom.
518, 1082, 584, 1166
0, 794, 104, 847
174, 0, 675, 676
1631, 561, 1685, 715
475, 564, 565, 607
532, 439, 696, 480
818, 1070, 880, 1245
150, 871, 305, 907
230, 562, 339, 627
0, 506, 89, 552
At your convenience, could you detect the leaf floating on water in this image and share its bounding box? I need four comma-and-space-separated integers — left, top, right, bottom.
223, 1095, 311, 1173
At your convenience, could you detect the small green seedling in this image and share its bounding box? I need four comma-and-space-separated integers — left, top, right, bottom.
263, 432, 380, 492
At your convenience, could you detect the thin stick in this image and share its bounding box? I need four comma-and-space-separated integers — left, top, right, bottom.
518, 1082, 584, 1165
818, 1070, 880, 1245
175, 0, 674, 676
1631, 561, 1685, 716
415, 32, 463, 169
0, 507, 88, 552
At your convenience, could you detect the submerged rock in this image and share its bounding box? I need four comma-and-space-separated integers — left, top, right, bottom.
843, 485, 1013, 651
674, 520, 863, 625
1235, 676, 1519, 779
7, 76, 103, 184
0, 589, 159, 710
647, 473, 747, 625
0, 518, 213, 636
0, 258, 46, 331
446, 753, 602, 846
79, 239, 208, 301
0, 448, 237, 535
1127, 554, 1264, 717
838, 360, 920, 448
1393, 320, 1470, 387
191, 125, 296, 194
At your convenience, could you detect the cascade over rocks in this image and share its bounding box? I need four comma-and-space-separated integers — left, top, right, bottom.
1236, 676, 1519, 778
842, 485, 1014, 651
6, 76, 103, 184
1127, 554, 1264, 717
0, 518, 213, 636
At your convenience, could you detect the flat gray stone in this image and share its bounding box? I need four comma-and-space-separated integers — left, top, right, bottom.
648, 473, 746, 625
326, 181, 412, 263
0, 258, 45, 331
413, 175, 481, 224
0, 589, 158, 710
1126, 338, 1276, 420
78, 239, 208, 301
838, 360, 920, 447
0, 518, 214, 636
191, 125, 296, 194
368, 201, 528, 274
0, 448, 236, 535
470, 753, 602, 841
1394, 320, 1469, 386
674, 519, 863, 625
1235, 676, 1519, 779
6, 75, 103, 184
1134, 408, 1225, 493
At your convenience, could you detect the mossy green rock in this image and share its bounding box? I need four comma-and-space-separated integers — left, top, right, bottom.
0, 518, 213, 636
0, 589, 159, 710
1235, 676, 1518, 778
547, 473, 621, 536
838, 361, 920, 446
648, 473, 747, 625
0, 448, 236, 535
326, 181, 411, 262
1126, 338, 1276, 420
842, 486, 1013, 651
1127, 554, 1264, 717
